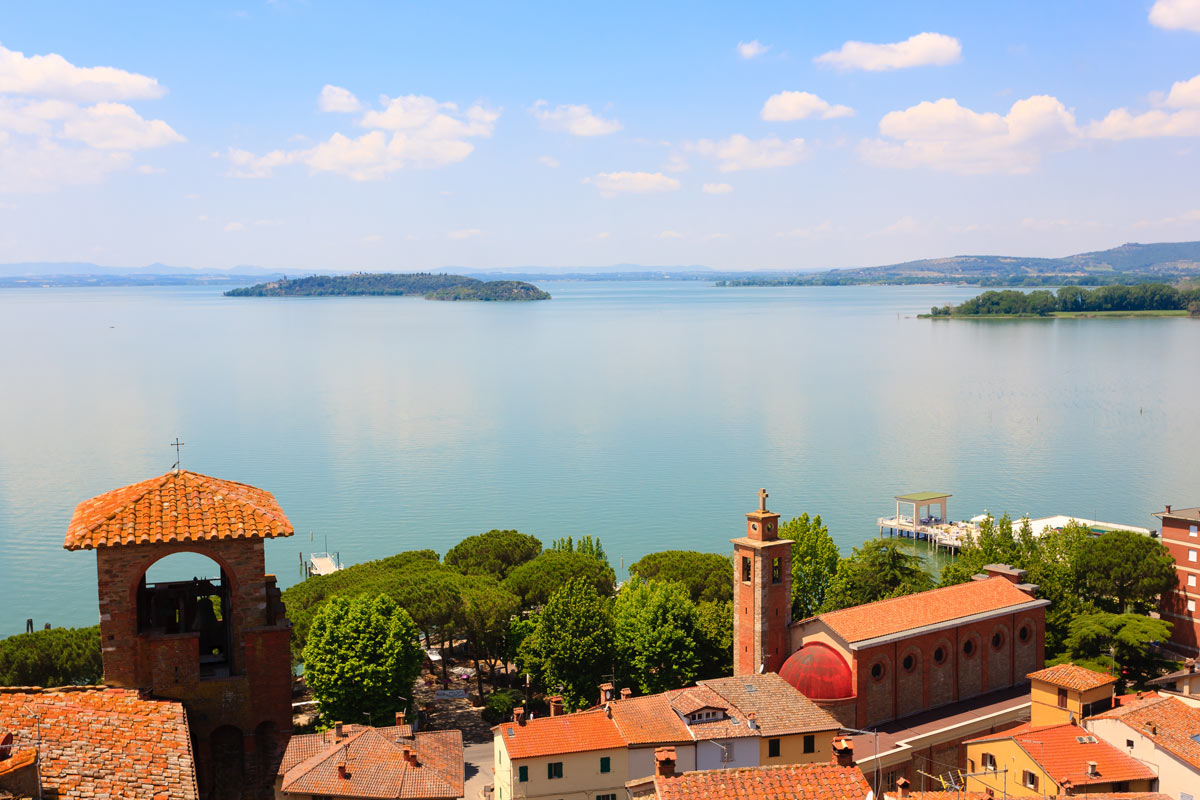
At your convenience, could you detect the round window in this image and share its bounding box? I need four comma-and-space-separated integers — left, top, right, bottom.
992, 631, 1005, 651
963, 638, 976, 657
902, 654, 916, 673
1018, 624, 1031, 643
933, 646, 947, 665
870, 661, 885, 681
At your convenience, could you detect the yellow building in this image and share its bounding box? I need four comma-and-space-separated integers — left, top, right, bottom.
964, 664, 1157, 797
492, 674, 841, 800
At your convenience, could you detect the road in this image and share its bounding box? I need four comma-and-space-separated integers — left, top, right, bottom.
463, 740, 494, 800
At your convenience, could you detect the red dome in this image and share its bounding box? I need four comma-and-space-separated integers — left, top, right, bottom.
779, 642, 854, 700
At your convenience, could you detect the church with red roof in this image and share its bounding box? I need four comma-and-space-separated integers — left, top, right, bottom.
733, 490, 1049, 730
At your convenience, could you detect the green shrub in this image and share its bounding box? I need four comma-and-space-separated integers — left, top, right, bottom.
482, 689, 525, 724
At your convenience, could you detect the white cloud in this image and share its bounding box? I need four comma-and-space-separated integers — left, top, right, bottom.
701, 232, 731, 241
226, 92, 499, 180
870, 216, 921, 236
448, 228, 482, 239
584, 171, 680, 195
0, 44, 164, 101
761, 91, 855, 121
135, 164, 164, 175
363, 233, 383, 242
531, 100, 621, 136
662, 153, 690, 173
861, 95, 1079, 174
658, 229, 684, 239
702, 182, 733, 194
687, 134, 808, 172
1020, 217, 1099, 231
1134, 208, 1200, 227
589, 231, 611, 241
318, 84, 362, 113
224, 222, 246, 232
1087, 73, 1200, 140
737, 40, 769, 59
776, 221, 834, 239
1150, 0, 1200, 32
539, 155, 560, 167
0, 46, 181, 192
815, 32, 962, 71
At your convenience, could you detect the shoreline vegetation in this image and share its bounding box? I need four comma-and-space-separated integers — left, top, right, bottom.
225, 272, 551, 301
922, 282, 1200, 319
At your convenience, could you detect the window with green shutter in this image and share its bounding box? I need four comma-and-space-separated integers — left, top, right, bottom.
518, 765, 527, 782
547, 761, 563, 779
768, 738, 781, 758
600, 756, 611, 773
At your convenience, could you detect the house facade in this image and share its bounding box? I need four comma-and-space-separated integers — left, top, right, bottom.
1087, 692, 1200, 800
1155, 504, 1200, 655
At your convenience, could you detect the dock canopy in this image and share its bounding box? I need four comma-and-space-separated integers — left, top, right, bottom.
895, 491, 951, 526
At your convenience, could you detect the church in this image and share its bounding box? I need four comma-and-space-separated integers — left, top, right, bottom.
733, 489, 1049, 728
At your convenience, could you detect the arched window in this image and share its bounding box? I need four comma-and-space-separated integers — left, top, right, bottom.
138, 552, 232, 678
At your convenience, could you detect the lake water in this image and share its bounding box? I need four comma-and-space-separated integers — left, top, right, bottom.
2, 281, 1198, 635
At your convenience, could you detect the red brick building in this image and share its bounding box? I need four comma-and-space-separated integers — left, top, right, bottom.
63, 469, 296, 800
1154, 503, 1200, 655
732, 490, 1048, 730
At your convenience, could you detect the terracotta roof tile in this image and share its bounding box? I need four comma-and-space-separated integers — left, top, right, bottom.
966, 722, 1156, 787
497, 708, 626, 760
700, 674, 841, 736
1089, 694, 1200, 769
0, 686, 198, 799
814, 577, 1039, 644
653, 763, 870, 800
280, 725, 462, 799
64, 469, 293, 550
609, 694, 692, 745
1028, 663, 1117, 691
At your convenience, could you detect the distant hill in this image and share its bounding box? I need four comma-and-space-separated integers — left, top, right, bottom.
718, 241, 1200, 287
225, 272, 550, 301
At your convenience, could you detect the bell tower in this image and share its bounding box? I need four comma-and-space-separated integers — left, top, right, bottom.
732, 488, 793, 675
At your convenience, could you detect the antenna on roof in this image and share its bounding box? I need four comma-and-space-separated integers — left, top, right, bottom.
169, 437, 185, 471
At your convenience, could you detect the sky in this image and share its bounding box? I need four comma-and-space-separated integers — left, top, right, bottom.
2, 0, 1200, 271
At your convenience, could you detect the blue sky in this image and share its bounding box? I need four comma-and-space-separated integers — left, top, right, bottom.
2, 0, 1199, 270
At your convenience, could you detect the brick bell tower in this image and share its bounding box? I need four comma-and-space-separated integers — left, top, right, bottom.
64, 469, 294, 800
732, 488, 793, 675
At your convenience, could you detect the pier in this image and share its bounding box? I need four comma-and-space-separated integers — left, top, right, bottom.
305, 551, 343, 577
878, 491, 975, 552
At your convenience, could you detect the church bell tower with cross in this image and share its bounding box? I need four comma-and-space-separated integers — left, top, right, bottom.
732, 488, 793, 675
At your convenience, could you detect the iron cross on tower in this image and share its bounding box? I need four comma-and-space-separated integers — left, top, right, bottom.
170, 438, 185, 470
757, 488, 768, 512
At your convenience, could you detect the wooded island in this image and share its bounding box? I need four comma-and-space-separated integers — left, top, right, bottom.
225, 272, 551, 301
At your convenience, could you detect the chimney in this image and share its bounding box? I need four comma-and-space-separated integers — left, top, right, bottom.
401, 747, 420, 767
1086, 760, 1098, 777
747, 712, 758, 731
832, 737, 855, 767
513, 707, 526, 726
337, 763, 349, 780
395, 711, 405, 726
895, 776, 911, 798
599, 682, 614, 705
983, 564, 1026, 584
654, 747, 677, 778
620, 688, 632, 700
548, 695, 564, 717
334, 721, 344, 739
1166, 504, 1172, 514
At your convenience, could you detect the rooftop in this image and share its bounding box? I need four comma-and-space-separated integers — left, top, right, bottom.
895, 491, 951, 502
64, 468, 293, 550
966, 721, 1156, 787
0, 686, 198, 799
1028, 663, 1117, 692
651, 763, 870, 800
811, 576, 1043, 646
280, 724, 462, 799
497, 708, 626, 760
1155, 506, 1200, 522
699, 674, 841, 736
1089, 694, 1200, 770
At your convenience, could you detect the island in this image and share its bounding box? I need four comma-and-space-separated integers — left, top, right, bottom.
922, 282, 1200, 318
224, 272, 550, 301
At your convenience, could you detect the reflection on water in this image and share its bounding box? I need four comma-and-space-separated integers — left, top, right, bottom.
1, 282, 1197, 634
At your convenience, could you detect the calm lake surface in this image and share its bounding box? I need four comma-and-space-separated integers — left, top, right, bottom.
2, 281, 1198, 635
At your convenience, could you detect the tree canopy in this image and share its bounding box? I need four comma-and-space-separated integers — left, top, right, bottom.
627, 551, 733, 604
502, 549, 616, 608
778, 513, 839, 619
519, 578, 616, 710
822, 539, 935, 612
1059, 612, 1173, 689
444, 529, 542, 581
614, 580, 702, 695
0, 626, 102, 687
302, 594, 423, 726
1077, 530, 1177, 612
550, 535, 609, 566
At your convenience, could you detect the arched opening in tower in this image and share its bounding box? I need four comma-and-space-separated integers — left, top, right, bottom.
137, 552, 233, 678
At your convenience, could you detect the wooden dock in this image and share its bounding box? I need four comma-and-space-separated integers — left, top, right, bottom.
306, 552, 342, 577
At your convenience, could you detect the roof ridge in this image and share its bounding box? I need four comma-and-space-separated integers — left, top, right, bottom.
820, 576, 1009, 619
282, 728, 373, 789
180, 470, 291, 524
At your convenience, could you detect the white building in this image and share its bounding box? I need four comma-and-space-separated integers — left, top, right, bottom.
1086, 692, 1200, 800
